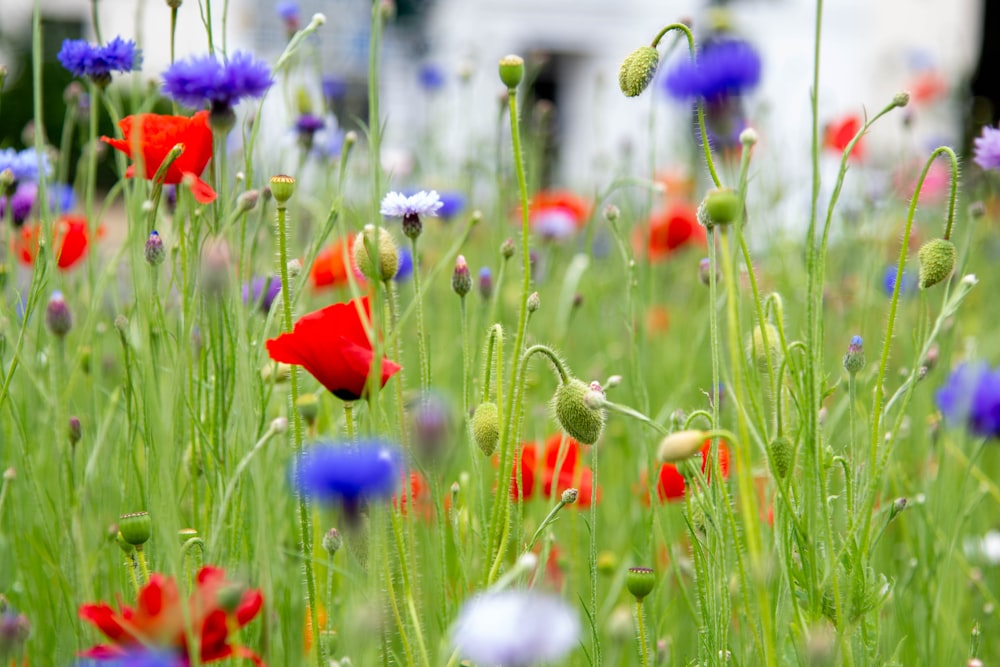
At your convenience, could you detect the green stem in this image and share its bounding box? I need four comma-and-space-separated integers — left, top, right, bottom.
524, 497, 569, 552
345, 402, 355, 441
411, 237, 430, 390
460, 297, 470, 416
636, 599, 649, 667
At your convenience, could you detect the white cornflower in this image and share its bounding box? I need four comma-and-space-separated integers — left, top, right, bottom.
380, 190, 443, 218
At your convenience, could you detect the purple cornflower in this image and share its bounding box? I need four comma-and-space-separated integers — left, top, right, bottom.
77, 649, 183, 667
882, 266, 917, 297
0, 147, 50, 183
242, 276, 282, 313
294, 441, 403, 510
973, 125, 1000, 172
57, 36, 142, 83
451, 590, 580, 667
294, 113, 325, 149
663, 38, 761, 102
312, 117, 345, 160
0, 182, 74, 226
478, 266, 493, 299
937, 363, 1000, 438
162, 51, 273, 111
418, 63, 446, 92
275, 0, 300, 29
322, 75, 348, 104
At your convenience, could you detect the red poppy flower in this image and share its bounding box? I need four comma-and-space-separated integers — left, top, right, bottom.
655, 439, 730, 502
14, 215, 102, 270
265, 296, 401, 401
823, 114, 864, 161
520, 190, 590, 239
393, 471, 435, 520
102, 111, 217, 204
908, 70, 947, 106
634, 202, 705, 261
79, 566, 264, 664
510, 433, 599, 506
310, 237, 358, 290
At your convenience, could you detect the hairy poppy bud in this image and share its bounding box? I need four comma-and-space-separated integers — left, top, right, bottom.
917, 238, 956, 289
747, 323, 780, 373
472, 402, 499, 456
698, 188, 741, 228
554, 378, 605, 445
769, 436, 793, 478
353, 224, 399, 281
619, 46, 659, 97
657, 430, 707, 463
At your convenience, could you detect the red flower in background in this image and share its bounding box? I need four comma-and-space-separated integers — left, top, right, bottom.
265, 297, 400, 401
393, 471, 435, 520
15, 215, 101, 270
310, 237, 357, 289
823, 114, 864, 161
522, 190, 590, 240
79, 566, 264, 664
634, 202, 705, 261
510, 433, 600, 506
102, 111, 216, 204
655, 440, 730, 502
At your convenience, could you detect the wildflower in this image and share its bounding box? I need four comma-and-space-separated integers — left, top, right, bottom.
1, 182, 75, 226
882, 266, 917, 297
451, 590, 579, 666
57, 36, 141, 84
78, 566, 264, 664
321, 75, 348, 106
936, 363, 1000, 438
652, 439, 730, 502
311, 115, 345, 160
242, 276, 281, 313
294, 440, 403, 509
523, 190, 590, 240
393, 470, 435, 520
407, 391, 453, 461
436, 191, 465, 220
843, 335, 865, 375
310, 237, 356, 289
478, 266, 493, 299
452, 255, 471, 296
394, 246, 414, 282
265, 296, 401, 401
15, 215, 97, 270
823, 113, 864, 160
417, 64, 446, 92
0, 606, 31, 659
511, 434, 600, 506
0, 147, 50, 183
45, 291, 72, 337
101, 112, 217, 204
293, 113, 324, 150
972, 125, 1000, 172
381, 190, 443, 239
662, 38, 761, 102
275, 0, 300, 32
636, 202, 705, 260
162, 51, 273, 113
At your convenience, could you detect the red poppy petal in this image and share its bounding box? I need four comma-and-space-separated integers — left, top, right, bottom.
236, 589, 264, 626
184, 174, 218, 204
79, 604, 132, 642
199, 609, 230, 659
79, 644, 130, 658
338, 337, 401, 391
543, 433, 579, 475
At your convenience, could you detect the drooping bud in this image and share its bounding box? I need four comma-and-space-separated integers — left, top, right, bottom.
656, 430, 707, 463
472, 402, 500, 456
917, 238, 956, 289
353, 224, 399, 281
45, 291, 72, 338
498, 54, 525, 89
452, 255, 471, 297
145, 230, 166, 266
625, 567, 656, 601
478, 267, 493, 300
118, 511, 151, 547
768, 436, 794, 478
554, 378, 605, 445
698, 188, 742, 228
619, 46, 659, 97
843, 335, 865, 375
269, 174, 296, 206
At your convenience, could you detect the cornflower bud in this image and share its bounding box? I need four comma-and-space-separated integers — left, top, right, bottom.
145, 230, 166, 266
843, 335, 865, 375
45, 291, 72, 338
478, 267, 493, 300
452, 255, 472, 297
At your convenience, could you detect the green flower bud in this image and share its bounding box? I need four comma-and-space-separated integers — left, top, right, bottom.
500, 237, 516, 260
323, 527, 343, 555
498, 54, 525, 89
746, 323, 781, 373
118, 511, 151, 547
768, 436, 794, 478
619, 46, 659, 97
656, 430, 707, 463
269, 174, 296, 206
917, 238, 956, 289
554, 378, 605, 445
625, 566, 656, 601
843, 335, 865, 375
353, 224, 399, 281
699, 188, 742, 227
472, 402, 500, 456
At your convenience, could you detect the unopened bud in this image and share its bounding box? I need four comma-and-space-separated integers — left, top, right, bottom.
271, 416, 289, 433
892, 91, 910, 108
739, 128, 758, 146
296, 394, 319, 427
618, 46, 659, 97
287, 258, 302, 278
500, 237, 516, 260
699, 188, 741, 227
561, 488, 579, 505
526, 291, 540, 313
554, 378, 605, 445
478, 267, 493, 299
145, 230, 166, 266
237, 189, 260, 213
656, 430, 707, 463
452, 255, 471, 297
843, 335, 865, 375
917, 238, 956, 289
322, 527, 343, 555
45, 291, 72, 338
68, 416, 82, 446
472, 402, 500, 456
353, 224, 399, 281
604, 204, 620, 222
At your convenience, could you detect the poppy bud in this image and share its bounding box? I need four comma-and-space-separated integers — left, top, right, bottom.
353, 224, 399, 281
498, 54, 524, 89
604, 204, 620, 222
917, 238, 956, 289
145, 230, 166, 266
178, 528, 198, 544
769, 436, 793, 478
118, 511, 151, 546
843, 335, 864, 375
699, 188, 741, 227
452, 255, 472, 297
746, 323, 780, 373
45, 291, 72, 338
269, 174, 296, 206
323, 527, 343, 555
554, 378, 605, 445
656, 430, 707, 463
618, 46, 659, 97
625, 566, 655, 601
472, 402, 499, 456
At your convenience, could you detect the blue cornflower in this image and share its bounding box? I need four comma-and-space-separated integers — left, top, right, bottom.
0, 147, 51, 182
57, 36, 142, 82
478, 266, 493, 299
275, 0, 300, 23
973, 125, 1000, 172
322, 75, 349, 103
381, 190, 443, 218
882, 266, 917, 297
294, 441, 403, 508
663, 38, 761, 102
162, 51, 273, 111
418, 63, 446, 92
242, 276, 282, 313
77, 649, 183, 667
394, 247, 414, 282
436, 191, 465, 220
937, 363, 1000, 438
